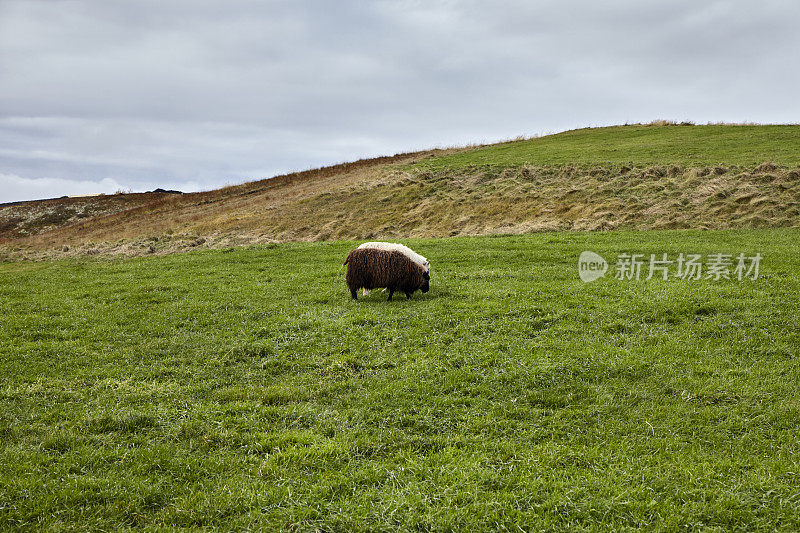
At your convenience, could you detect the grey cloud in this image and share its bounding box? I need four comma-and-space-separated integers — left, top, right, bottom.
1, 0, 799, 201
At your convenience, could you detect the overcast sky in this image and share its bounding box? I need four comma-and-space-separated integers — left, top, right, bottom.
2, 0, 799, 202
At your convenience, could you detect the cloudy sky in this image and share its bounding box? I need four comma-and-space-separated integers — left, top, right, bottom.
1, 0, 799, 202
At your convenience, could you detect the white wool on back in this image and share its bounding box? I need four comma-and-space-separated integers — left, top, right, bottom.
357, 241, 430, 271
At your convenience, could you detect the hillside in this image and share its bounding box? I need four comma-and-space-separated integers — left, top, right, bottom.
0, 190, 183, 240
2, 123, 799, 259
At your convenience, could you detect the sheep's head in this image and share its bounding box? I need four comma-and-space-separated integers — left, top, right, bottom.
421, 271, 430, 293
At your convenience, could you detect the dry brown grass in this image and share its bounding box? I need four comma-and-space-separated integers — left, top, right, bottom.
2, 156, 799, 260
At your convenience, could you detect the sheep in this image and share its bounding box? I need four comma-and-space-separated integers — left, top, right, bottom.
344, 248, 430, 301
356, 242, 429, 295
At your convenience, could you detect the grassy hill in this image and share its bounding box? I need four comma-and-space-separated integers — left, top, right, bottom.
417, 124, 800, 169
1, 123, 799, 259
2, 229, 799, 529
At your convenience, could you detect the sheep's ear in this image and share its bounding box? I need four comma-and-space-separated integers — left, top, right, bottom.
423, 271, 430, 280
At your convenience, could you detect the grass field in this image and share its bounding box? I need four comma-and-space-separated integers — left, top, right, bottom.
416, 124, 800, 169
2, 229, 799, 530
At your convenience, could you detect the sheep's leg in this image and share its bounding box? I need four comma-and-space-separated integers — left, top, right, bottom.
350, 288, 358, 300
405, 291, 412, 299
387, 288, 394, 301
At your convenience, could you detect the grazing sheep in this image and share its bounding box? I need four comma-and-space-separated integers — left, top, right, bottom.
357, 242, 429, 295
344, 248, 430, 301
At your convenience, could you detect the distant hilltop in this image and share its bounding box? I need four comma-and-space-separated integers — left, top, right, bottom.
67, 188, 183, 199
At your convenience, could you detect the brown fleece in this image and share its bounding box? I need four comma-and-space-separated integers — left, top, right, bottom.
344, 248, 430, 301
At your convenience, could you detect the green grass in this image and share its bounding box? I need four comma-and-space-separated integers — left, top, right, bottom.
2, 229, 800, 530
417, 125, 800, 169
